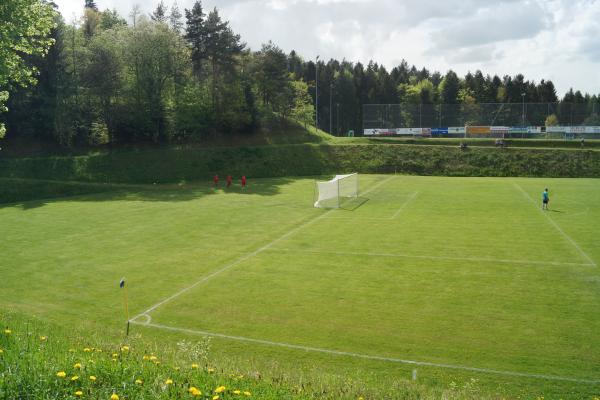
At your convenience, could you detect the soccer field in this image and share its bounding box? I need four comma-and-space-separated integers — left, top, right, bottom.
1, 175, 600, 398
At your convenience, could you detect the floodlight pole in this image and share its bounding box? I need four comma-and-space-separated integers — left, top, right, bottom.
521, 92, 526, 126
315, 55, 319, 129
330, 83, 333, 135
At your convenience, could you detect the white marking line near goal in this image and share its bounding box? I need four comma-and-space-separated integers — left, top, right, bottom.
131, 321, 600, 384
390, 191, 419, 219
130, 175, 396, 323
512, 183, 597, 267
264, 248, 594, 268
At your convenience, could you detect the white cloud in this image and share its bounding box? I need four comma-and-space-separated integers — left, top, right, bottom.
51, 0, 600, 96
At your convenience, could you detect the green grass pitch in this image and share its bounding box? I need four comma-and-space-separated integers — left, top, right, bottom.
1, 175, 599, 398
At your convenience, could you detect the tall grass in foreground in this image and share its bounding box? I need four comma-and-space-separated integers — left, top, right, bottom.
0, 313, 506, 399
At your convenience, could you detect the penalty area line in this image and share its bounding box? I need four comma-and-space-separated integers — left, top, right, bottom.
131, 321, 600, 385
264, 248, 594, 267
390, 191, 419, 219
512, 183, 596, 267
130, 175, 396, 322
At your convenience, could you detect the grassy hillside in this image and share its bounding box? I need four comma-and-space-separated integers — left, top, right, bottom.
1, 144, 599, 190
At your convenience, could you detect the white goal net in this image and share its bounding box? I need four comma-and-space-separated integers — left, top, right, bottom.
314, 173, 359, 208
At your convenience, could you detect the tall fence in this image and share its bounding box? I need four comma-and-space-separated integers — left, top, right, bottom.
363, 103, 598, 131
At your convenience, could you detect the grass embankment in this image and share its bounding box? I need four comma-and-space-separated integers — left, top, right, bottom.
0, 312, 490, 399
1, 145, 600, 191
336, 137, 600, 149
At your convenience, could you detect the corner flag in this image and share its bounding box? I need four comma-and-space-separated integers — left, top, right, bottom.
119, 278, 130, 336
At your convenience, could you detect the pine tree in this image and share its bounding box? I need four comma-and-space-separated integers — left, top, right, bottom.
184, 0, 206, 78
151, 1, 167, 23
169, 1, 183, 33
84, 0, 98, 11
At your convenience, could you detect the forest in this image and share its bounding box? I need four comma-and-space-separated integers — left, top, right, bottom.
2, 0, 600, 147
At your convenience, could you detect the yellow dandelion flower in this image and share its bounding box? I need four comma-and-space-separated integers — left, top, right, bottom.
56, 371, 67, 378
40, 336, 47, 341
110, 394, 119, 400
233, 390, 241, 395
135, 379, 143, 385
191, 363, 199, 369
207, 367, 215, 373
0, 349, 3, 354
112, 353, 118, 358
165, 378, 173, 385
83, 348, 91, 352
143, 355, 150, 361
95, 349, 103, 353
358, 397, 364, 400
89, 376, 96, 382
243, 391, 251, 397
74, 363, 82, 369
188, 386, 200, 393
71, 375, 79, 381
214, 386, 226, 393
212, 396, 220, 400
121, 345, 129, 351
191, 388, 201, 397
4, 329, 11, 335
75, 390, 83, 397
149, 355, 158, 361
153, 361, 161, 365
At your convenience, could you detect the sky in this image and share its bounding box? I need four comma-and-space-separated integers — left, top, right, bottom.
52, 0, 600, 97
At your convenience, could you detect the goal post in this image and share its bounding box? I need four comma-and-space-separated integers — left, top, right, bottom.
314, 173, 359, 208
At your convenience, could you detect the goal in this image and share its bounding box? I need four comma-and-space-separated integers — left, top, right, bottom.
313, 173, 359, 208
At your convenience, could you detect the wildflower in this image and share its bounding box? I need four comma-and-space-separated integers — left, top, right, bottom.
40, 336, 47, 341
75, 390, 83, 397
174, 366, 180, 371
143, 355, 150, 361
233, 390, 241, 395
71, 375, 79, 381
0, 349, 3, 354
110, 394, 119, 400
135, 379, 143, 385
191, 363, 199, 369
83, 348, 91, 352
120, 346, 129, 352
56, 371, 67, 378
207, 367, 215, 373
89, 376, 96, 382
189, 387, 202, 396
4, 329, 11, 335
95, 348, 103, 353
112, 353, 118, 358
165, 379, 173, 385
243, 391, 251, 397
74, 363, 82, 369
153, 361, 161, 365
215, 386, 226, 393
212, 396, 220, 400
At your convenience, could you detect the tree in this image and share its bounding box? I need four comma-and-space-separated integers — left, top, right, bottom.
0, 0, 56, 138
545, 114, 559, 126
290, 79, 314, 127
151, 1, 167, 23
253, 41, 289, 107
100, 9, 127, 30
184, 1, 206, 78
84, 0, 98, 11
169, 1, 183, 33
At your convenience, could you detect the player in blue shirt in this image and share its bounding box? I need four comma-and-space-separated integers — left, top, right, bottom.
542, 188, 549, 210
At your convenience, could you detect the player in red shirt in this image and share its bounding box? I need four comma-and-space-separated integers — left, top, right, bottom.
213, 174, 219, 187
226, 175, 232, 188
241, 175, 246, 189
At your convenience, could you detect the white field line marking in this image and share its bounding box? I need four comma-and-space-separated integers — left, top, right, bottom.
131, 175, 396, 322
391, 191, 419, 219
264, 248, 593, 267
132, 321, 600, 384
512, 183, 597, 267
